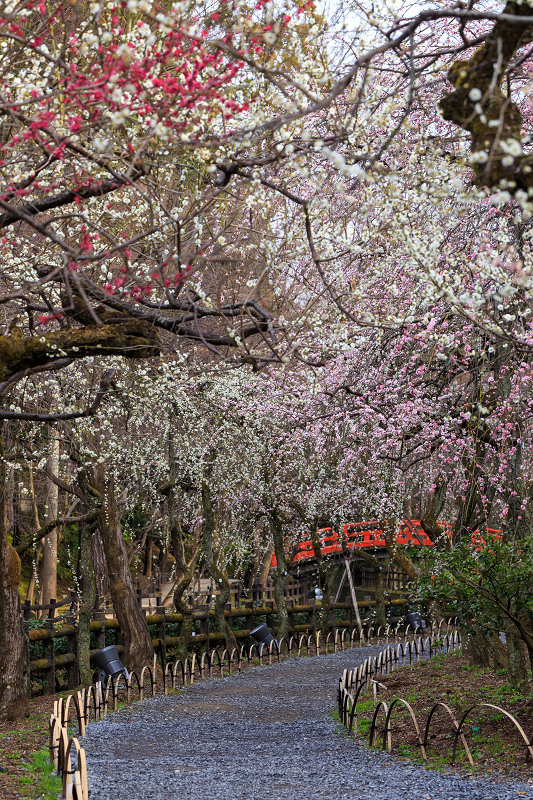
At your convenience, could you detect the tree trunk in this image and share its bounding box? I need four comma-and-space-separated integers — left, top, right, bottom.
0, 427, 29, 719
166, 434, 200, 660
270, 511, 289, 641
90, 465, 154, 673
243, 545, 261, 592
91, 529, 109, 601
507, 627, 530, 692
489, 632, 509, 672
257, 543, 274, 588
201, 481, 237, 651
40, 432, 59, 609
212, 571, 236, 651
25, 542, 42, 606
0, 320, 159, 383
78, 518, 95, 687
143, 536, 153, 578
167, 468, 200, 661
381, 517, 421, 581
310, 522, 334, 637
25, 465, 42, 605
463, 631, 492, 667
173, 573, 196, 661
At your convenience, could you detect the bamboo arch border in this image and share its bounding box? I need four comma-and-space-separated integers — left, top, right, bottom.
47, 617, 454, 794
49, 713, 88, 800
160, 623, 436, 690
337, 629, 533, 766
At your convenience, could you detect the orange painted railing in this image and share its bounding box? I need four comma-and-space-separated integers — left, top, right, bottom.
272, 521, 501, 567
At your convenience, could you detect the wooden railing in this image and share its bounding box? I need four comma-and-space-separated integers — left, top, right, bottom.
26, 596, 412, 696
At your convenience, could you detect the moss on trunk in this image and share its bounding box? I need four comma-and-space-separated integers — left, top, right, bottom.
0, 321, 159, 383
0, 428, 29, 719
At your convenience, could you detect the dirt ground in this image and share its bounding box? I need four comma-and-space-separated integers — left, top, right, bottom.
0, 693, 62, 800
361, 651, 533, 776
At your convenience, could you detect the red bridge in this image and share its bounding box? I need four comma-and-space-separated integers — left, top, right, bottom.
272, 520, 501, 567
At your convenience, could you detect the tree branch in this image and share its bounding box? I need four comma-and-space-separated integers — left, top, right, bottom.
0, 321, 159, 384
0, 368, 116, 420
440, 2, 533, 190
15, 510, 98, 555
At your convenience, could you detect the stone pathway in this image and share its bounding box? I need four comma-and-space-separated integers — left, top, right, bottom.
84, 647, 533, 800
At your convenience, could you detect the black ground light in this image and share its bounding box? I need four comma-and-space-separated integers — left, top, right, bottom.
250, 622, 279, 654
405, 611, 426, 632
91, 645, 129, 687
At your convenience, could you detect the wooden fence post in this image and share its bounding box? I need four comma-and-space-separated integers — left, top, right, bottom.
22, 599, 32, 621
310, 600, 317, 635
266, 601, 275, 632
288, 600, 295, 636
158, 606, 167, 669
243, 600, 254, 633
65, 615, 79, 689
94, 597, 106, 651
44, 619, 55, 695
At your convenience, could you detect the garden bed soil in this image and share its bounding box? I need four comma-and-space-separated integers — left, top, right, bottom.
363, 650, 533, 776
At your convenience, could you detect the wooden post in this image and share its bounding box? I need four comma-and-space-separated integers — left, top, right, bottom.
310, 600, 316, 635
330, 598, 336, 636
65, 615, 79, 689
334, 569, 347, 604
266, 600, 274, 632
158, 606, 166, 669
344, 558, 362, 634
94, 597, 106, 651
22, 599, 31, 621
288, 600, 295, 637
244, 600, 255, 634
199, 610, 209, 652
44, 619, 55, 694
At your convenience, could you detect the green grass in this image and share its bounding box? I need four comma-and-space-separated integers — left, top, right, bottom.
397, 743, 414, 757
354, 697, 374, 737
20, 748, 62, 800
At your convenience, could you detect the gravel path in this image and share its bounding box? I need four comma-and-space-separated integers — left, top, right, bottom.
84, 646, 533, 800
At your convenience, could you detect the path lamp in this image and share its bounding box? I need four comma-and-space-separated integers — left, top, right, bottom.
405, 611, 426, 632
250, 623, 278, 655
91, 645, 129, 687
